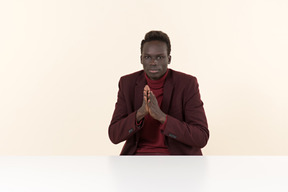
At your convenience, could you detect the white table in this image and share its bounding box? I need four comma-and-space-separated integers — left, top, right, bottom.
0, 156, 287, 192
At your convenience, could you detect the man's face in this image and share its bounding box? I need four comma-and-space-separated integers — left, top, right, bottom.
141, 40, 171, 80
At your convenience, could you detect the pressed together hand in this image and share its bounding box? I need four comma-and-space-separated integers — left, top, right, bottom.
136, 85, 167, 124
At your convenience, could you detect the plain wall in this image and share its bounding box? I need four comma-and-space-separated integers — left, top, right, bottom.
0, 0, 287, 155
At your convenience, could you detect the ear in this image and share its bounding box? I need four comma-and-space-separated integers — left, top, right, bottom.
140, 55, 143, 64
168, 55, 171, 64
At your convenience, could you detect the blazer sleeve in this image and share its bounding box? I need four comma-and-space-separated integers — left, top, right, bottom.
108, 77, 142, 144
162, 77, 209, 148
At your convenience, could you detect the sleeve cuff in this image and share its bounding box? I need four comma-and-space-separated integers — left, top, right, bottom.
160, 115, 168, 132
136, 119, 144, 128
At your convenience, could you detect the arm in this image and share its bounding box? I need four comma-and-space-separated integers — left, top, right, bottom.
162, 77, 209, 148
108, 79, 148, 144
145, 77, 208, 148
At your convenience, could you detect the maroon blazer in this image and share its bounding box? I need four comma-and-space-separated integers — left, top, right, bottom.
108, 69, 209, 155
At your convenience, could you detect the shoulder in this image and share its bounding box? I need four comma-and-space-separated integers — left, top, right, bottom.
169, 69, 197, 83
168, 70, 201, 102
120, 70, 144, 82
117, 70, 144, 89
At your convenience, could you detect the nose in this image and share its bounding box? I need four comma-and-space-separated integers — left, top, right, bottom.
150, 58, 158, 65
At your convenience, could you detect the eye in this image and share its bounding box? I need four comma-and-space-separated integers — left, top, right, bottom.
144, 56, 150, 59
157, 56, 164, 60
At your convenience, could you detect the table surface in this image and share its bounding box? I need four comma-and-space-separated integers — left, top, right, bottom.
0, 156, 288, 192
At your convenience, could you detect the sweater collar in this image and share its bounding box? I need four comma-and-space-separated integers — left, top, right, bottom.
145, 69, 169, 89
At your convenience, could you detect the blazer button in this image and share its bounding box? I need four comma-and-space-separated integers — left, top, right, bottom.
168, 133, 177, 139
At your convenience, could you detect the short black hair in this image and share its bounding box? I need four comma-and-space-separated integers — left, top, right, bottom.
141, 31, 171, 55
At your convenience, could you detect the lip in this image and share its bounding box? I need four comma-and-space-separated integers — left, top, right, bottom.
149, 69, 159, 73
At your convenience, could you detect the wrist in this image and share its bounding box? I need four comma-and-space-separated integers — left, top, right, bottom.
136, 110, 146, 122
159, 113, 167, 124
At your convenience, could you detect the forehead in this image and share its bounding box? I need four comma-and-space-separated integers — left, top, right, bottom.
142, 40, 168, 55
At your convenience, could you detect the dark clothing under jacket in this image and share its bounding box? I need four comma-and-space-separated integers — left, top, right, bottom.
108, 69, 209, 155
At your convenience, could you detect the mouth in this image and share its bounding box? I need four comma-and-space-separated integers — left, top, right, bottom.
148, 69, 159, 73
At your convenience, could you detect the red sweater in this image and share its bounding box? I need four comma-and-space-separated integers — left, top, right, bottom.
135, 70, 170, 155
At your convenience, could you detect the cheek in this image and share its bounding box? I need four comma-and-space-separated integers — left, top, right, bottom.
161, 63, 168, 69
142, 64, 148, 69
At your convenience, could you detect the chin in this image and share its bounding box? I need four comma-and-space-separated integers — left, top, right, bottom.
150, 75, 161, 80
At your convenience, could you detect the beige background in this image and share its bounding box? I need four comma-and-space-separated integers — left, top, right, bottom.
0, 0, 287, 155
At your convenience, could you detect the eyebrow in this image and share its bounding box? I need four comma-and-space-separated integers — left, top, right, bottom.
143, 53, 166, 56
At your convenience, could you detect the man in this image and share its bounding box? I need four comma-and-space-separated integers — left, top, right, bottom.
108, 31, 209, 155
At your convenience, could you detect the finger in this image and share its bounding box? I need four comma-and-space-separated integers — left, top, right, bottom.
143, 89, 147, 96
143, 95, 147, 103
143, 89, 148, 102
144, 97, 148, 103
149, 92, 158, 105
147, 91, 151, 103
149, 91, 155, 100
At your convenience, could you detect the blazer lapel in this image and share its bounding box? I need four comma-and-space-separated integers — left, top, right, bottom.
161, 69, 174, 114
134, 71, 146, 110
